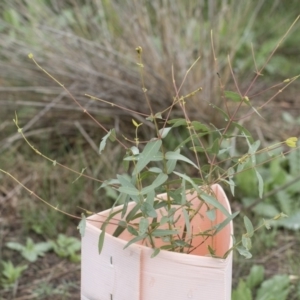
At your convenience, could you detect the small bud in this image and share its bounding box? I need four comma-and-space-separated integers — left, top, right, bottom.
135, 46, 142, 54
285, 137, 298, 148
28, 53, 33, 59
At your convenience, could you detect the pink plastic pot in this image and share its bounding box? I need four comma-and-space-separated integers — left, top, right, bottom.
81, 184, 233, 300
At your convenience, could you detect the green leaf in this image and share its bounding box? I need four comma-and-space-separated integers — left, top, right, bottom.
236, 246, 252, 259
200, 192, 230, 217
209, 103, 229, 120
232, 280, 252, 300
167, 118, 187, 127
98, 224, 107, 254
77, 214, 86, 237
152, 229, 179, 237
146, 190, 155, 206
191, 121, 209, 132
151, 248, 160, 258
256, 274, 290, 300
211, 138, 220, 154
206, 209, 216, 221
139, 218, 149, 235
159, 127, 172, 138
123, 234, 147, 249
244, 216, 254, 237
141, 202, 157, 218
232, 122, 254, 143
127, 225, 139, 236
224, 91, 243, 102
125, 203, 142, 223
182, 208, 191, 238
166, 149, 180, 174
99, 129, 115, 154
173, 172, 200, 193
133, 140, 162, 175
242, 235, 252, 250
141, 173, 168, 195
117, 174, 140, 196
148, 167, 163, 173
246, 265, 265, 289
255, 169, 264, 198
165, 151, 198, 169
213, 211, 239, 232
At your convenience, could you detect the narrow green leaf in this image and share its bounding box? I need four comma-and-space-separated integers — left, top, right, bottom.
211, 138, 220, 154
148, 167, 163, 173
99, 130, 114, 154
191, 121, 209, 132
181, 179, 186, 205
123, 234, 147, 249
213, 211, 239, 232
127, 225, 139, 236
141, 202, 157, 218
151, 248, 160, 258
165, 151, 199, 169
133, 140, 162, 175
206, 209, 216, 221
125, 203, 142, 223
98, 224, 107, 254
200, 192, 230, 217
182, 208, 191, 238
244, 216, 254, 237
77, 213, 86, 237
224, 91, 242, 102
255, 169, 264, 198
112, 220, 127, 237
141, 173, 168, 195
159, 127, 172, 139
173, 172, 200, 193
139, 218, 149, 235
232, 122, 254, 143
152, 229, 179, 237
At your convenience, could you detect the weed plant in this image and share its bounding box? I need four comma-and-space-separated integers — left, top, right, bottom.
1, 15, 300, 261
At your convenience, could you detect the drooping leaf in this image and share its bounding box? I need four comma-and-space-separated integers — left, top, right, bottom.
213, 211, 239, 233
151, 248, 160, 258
99, 129, 115, 154
123, 234, 147, 249
165, 151, 199, 169
77, 214, 86, 237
